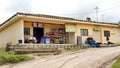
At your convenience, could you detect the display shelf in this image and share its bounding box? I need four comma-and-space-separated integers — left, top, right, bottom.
51, 36, 62, 38
48, 28, 66, 44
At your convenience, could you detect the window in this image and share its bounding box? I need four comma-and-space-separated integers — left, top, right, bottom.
81, 29, 88, 36
24, 28, 30, 35
104, 30, 110, 37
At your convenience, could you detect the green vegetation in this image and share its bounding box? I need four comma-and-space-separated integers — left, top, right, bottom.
0, 48, 33, 65
112, 57, 120, 68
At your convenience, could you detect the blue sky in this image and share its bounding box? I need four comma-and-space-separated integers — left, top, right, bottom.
0, 0, 120, 24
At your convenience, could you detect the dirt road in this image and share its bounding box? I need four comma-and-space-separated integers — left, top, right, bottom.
1, 46, 120, 68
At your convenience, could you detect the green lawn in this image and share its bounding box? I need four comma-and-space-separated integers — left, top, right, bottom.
112, 57, 120, 68
0, 48, 33, 65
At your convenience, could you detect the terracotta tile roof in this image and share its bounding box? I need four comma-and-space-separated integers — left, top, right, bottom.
17, 12, 118, 25
17, 12, 78, 21
0, 12, 118, 27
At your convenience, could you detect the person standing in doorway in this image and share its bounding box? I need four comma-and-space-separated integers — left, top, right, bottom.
106, 36, 110, 46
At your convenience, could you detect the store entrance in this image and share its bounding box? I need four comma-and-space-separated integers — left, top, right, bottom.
33, 27, 44, 43
66, 32, 75, 44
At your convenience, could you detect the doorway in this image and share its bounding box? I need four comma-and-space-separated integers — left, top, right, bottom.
117, 28, 120, 43
66, 32, 75, 44
33, 27, 44, 43
93, 31, 101, 43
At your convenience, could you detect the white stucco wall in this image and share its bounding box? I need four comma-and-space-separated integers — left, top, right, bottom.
0, 19, 24, 47
116, 28, 120, 44
101, 26, 117, 44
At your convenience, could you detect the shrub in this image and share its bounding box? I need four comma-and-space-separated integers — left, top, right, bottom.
0, 48, 33, 65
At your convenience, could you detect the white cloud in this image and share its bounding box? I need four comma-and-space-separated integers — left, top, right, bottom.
0, 0, 120, 24
0, 0, 11, 23
31, 0, 81, 15
0, 0, 32, 23
6, 0, 32, 13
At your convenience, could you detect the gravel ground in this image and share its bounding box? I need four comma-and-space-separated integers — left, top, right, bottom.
1, 46, 120, 68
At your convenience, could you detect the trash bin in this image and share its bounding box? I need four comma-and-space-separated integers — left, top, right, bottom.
41, 36, 50, 44
18, 39, 22, 44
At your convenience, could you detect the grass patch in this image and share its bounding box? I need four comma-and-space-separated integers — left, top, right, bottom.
112, 57, 120, 68
0, 48, 33, 65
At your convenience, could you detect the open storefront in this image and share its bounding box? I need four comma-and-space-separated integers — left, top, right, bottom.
24, 21, 75, 44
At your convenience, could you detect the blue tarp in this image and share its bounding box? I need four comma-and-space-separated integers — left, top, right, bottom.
85, 37, 100, 48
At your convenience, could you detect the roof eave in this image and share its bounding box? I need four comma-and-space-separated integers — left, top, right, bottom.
0, 15, 22, 31
18, 14, 118, 27
0, 12, 118, 31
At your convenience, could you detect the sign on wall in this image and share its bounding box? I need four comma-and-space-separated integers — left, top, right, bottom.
32, 22, 44, 27
93, 25, 101, 31
32, 22, 38, 27
65, 24, 77, 32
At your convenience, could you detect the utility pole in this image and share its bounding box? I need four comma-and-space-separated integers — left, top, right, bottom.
95, 6, 98, 22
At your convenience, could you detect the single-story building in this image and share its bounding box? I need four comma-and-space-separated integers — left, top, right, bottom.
0, 12, 120, 47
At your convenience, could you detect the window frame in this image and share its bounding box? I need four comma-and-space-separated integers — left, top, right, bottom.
80, 29, 88, 36
24, 28, 30, 35
104, 30, 110, 37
